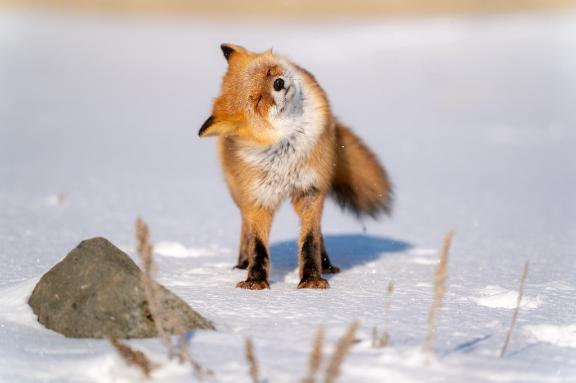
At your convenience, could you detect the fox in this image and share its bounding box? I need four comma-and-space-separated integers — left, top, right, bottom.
199, 43, 393, 290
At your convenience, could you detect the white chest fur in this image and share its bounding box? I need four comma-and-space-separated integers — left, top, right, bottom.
239, 132, 320, 208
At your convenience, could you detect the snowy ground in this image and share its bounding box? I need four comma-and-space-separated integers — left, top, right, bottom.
1, 9, 575, 383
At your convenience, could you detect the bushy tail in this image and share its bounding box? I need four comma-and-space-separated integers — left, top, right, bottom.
330, 122, 393, 218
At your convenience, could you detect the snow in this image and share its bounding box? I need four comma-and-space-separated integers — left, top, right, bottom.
524, 325, 576, 349
472, 285, 543, 310
154, 242, 231, 259
1, 9, 576, 383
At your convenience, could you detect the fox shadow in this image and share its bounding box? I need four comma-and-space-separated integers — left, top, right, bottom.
268, 234, 411, 282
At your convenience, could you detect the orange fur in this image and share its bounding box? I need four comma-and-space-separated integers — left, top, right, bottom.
199, 44, 392, 289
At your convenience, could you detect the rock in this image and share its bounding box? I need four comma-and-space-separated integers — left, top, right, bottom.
28, 237, 215, 338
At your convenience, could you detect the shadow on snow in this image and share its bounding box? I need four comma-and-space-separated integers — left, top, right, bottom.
268, 234, 411, 282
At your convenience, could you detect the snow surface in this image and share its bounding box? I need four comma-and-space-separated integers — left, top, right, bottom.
1, 9, 575, 383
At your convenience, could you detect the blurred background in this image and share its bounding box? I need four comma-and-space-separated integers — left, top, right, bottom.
3, 0, 576, 17
1, 0, 575, 276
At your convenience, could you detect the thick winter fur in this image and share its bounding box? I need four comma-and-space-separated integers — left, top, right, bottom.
199, 43, 393, 289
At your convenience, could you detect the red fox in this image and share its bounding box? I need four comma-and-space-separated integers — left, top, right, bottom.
199, 44, 393, 289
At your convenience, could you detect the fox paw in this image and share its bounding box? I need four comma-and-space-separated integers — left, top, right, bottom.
298, 278, 330, 289
322, 265, 341, 274
236, 279, 270, 290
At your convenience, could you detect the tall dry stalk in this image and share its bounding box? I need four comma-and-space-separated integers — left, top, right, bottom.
245, 338, 261, 383
109, 337, 157, 378
136, 217, 173, 353
135, 217, 209, 377
500, 261, 529, 358
376, 281, 395, 347
176, 333, 214, 378
371, 326, 378, 348
423, 230, 454, 354
303, 326, 324, 383
324, 321, 359, 383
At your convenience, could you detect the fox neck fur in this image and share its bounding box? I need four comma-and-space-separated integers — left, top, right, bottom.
234, 61, 332, 209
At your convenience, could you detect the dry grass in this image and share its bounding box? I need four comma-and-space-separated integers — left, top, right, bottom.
176, 333, 214, 378
324, 321, 359, 383
500, 261, 529, 358
109, 337, 157, 378
245, 338, 261, 383
135, 217, 210, 378
56, 192, 66, 206
373, 281, 395, 348
136, 217, 172, 353
371, 326, 378, 348
423, 230, 454, 354
303, 326, 325, 383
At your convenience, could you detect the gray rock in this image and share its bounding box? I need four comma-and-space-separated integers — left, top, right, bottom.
28, 237, 215, 338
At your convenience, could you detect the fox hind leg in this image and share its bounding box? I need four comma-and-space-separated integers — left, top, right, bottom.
320, 235, 341, 274
234, 218, 249, 270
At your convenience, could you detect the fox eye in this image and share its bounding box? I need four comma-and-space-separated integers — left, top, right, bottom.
273, 78, 285, 92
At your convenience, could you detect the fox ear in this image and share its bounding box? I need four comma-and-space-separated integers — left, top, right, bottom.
220, 43, 247, 62
198, 116, 214, 136
198, 116, 239, 137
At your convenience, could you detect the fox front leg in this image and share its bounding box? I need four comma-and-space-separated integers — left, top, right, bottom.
292, 190, 330, 289
235, 206, 274, 290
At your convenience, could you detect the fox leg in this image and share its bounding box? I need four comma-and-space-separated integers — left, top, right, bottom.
320, 235, 341, 274
234, 218, 250, 269
292, 190, 330, 289
235, 206, 274, 290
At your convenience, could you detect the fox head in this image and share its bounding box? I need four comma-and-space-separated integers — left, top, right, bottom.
199, 43, 324, 147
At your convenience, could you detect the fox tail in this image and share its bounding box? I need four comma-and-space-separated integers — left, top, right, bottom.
330, 122, 393, 218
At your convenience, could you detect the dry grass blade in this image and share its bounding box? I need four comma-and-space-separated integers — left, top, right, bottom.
324, 321, 359, 383
500, 261, 529, 357
303, 326, 324, 383
377, 331, 390, 349
423, 230, 454, 354
136, 217, 153, 272
371, 326, 378, 348
245, 338, 260, 383
385, 281, 395, 310
177, 333, 214, 378
378, 281, 395, 347
109, 337, 156, 378
135, 217, 172, 354
135, 218, 211, 378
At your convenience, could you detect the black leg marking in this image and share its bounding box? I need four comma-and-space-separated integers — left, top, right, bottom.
298, 232, 329, 288
321, 247, 341, 274
234, 253, 249, 270
237, 236, 270, 290
235, 226, 250, 270
248, 237, 269, 281
301, 232, 320, 280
